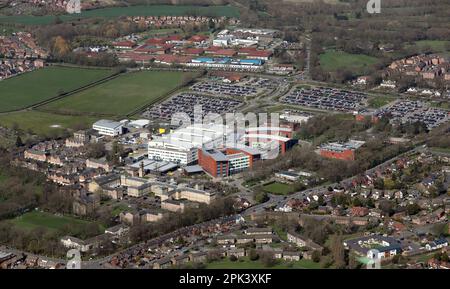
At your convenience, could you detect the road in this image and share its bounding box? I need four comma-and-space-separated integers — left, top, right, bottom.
242, 145, 425, 216
81, 214, 239, 269
1, 146, 426, 268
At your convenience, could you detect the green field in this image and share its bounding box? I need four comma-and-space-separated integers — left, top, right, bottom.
43, 71, 189, 116
368, 95, 396, 108
319, 50, 378, 73
10, 211, 96, 232
411, 40, 450, 53
430, 147, 450, 154
0, 111, 97, 136
0, 5, 239, 25
205, 257, 321, 269
262, 182, 295, 195
0, 66, 113, 112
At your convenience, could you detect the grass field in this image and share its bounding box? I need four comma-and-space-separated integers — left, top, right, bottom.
10, 211, 96, 232
368, 95, 396, 108
411, 40, 450, 53
205, 257, 321, 269
319, 50, 378, 73
0, 66, 113, 112
430, 147, 450, 154
262, 182, 295, 195
0, 111, 97, 136
43, 71, 189, 116
0, 5, 239, 25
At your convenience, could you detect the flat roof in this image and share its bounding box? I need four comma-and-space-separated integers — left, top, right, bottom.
149, 124, 233, 151
93, 119, 122, 130
130, 159, 178, 172
184, 165, 204, 173
244, 133, 291, 142
129, 119, 150, 127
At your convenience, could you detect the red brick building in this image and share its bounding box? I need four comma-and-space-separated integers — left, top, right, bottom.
198, 147, 260, 178
319, 140, 365, 161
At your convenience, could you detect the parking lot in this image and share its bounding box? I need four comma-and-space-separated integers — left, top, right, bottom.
280, 86, 368, 112
190, 81, 260, 97
143, 93, 243, 121
375, 100, 450, 130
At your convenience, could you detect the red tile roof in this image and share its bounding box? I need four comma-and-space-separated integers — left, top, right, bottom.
118, 52, 155, 62
237, 47, 258, 54
182, 48, 204, 55
188, 35, 209, 43
112, 40, 136, 48
213, 49, 237, 57
145, 38, 167, 45
246, 50, 273, 58
154, 54, 192, 64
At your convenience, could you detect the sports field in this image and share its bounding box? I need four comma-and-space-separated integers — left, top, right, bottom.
0, 111, 97, 136
262, 182, 295, 195
10, 211, 97, 232
43, 71, 189, 116
0, 66, 113, 112
319, 50, 378, 73
0, 5, 239, 25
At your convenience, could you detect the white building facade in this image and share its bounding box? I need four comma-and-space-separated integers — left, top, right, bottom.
92, 120, 123, 136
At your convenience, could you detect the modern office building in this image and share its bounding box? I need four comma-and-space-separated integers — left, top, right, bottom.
319, 140, 365, 161
198, 147, 261, 178
92, 119, 124, 137
148, 124, 233, 165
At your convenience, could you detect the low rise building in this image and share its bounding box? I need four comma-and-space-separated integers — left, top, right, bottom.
92, 119, 124, 137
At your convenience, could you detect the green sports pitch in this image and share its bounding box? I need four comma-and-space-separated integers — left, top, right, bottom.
0, 5, 240, 25
43, 70, 191, 116
319, 50, 379, 74
0, 111, 97, 136
0, 66, 113, 112
9, 211, 101, 232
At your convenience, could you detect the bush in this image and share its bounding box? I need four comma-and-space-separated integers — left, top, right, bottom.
260, 252, 276, 267
255, 191, 269, 204
229, 255, 238, 262
249, 249, 259, 261
312, 251, 321, 263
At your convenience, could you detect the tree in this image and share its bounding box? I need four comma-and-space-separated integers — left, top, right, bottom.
260, 252, 276, 267
86, 143, 106, 159
15, 136, 23, 147
255, 191, 269, 204
311, 250, 321, 263
330, 234, 346, 269
406, 203, 420, 215
379, 200, 395, 216
249, 249, 259, 261
52, 36, 70, 57
108, 141, 124, 165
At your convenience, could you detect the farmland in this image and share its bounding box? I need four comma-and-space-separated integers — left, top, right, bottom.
43, 71, 190, 116
0, 111, 97, 137
0, 5, 240, 25
319, 50, 379, 74
0, 66, 113, 112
